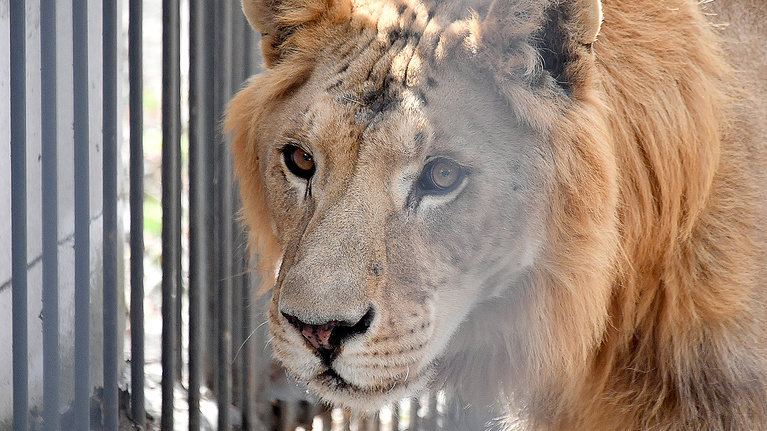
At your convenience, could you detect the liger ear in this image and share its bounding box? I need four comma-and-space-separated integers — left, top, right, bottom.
483, 0, 602, 92
571, 0, 602, 46
241, 0, 351, 67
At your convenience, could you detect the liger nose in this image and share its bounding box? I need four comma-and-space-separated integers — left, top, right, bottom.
282, 308, 375, 362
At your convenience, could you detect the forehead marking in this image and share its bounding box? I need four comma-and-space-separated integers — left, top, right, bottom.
334, 13, 439, 121
309, 4, 452, 162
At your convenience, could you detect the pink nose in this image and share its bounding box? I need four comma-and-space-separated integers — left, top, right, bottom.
300, 321, 338, 351
281, 309, 375, 362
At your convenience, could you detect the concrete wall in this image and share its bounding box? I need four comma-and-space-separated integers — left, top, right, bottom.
0, 0, 124, 428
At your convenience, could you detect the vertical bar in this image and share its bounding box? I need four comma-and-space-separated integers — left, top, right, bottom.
231, 259, 243, 412
231, 266, 244, 412
408, 398, 420, 431
102, 0, 120, 428
342, 409, 351, 431
367, 414, 381, 431
444, 396, 462, 431
239, 232, 259, 429
280, 401, 296, 431
320, 407, 332, 431
189, 0, 215, 428
40, 0, 61, 429
233, 245, 247, 421
10, 0, 29, 429
72, 0, 91, 428
231, 0, 247, 93
161, 0, 181, 428
245, 14, 260, 77
230, 4, 250, 423
236, 16, 261, 428
214, 0, 233, 429
391, 403, 399, 431
173, 0, 183, 383
216, 297, 232, 431
129, 0, 146, 427
256, 287, 273, 428
424, 394, 438, 431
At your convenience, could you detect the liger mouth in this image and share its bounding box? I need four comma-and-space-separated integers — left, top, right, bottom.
317, 367, 380, 391
314, 366, 405, 396
318, 368, 356, 390
313, 358, 437, 397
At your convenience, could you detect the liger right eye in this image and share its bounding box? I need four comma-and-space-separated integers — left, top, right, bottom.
417, 158, 467, 195
283, 145, 315, 180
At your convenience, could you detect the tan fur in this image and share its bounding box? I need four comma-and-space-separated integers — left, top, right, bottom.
226, 0, 767, 429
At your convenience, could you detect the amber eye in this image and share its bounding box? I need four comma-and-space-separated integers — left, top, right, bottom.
418, 158, 466, 194
283, 145, 315, 180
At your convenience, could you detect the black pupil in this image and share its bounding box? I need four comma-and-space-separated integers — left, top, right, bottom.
285, 145, 315, 179
432, 161, 459, 189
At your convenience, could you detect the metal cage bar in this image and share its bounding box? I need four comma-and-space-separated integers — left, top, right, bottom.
128, 0, 146, 426
102, 0, 120, 429
72, 0, 91, 428
189, 0, 216, 428
229, 6, 247, 422
214, 0, 234, 429
161, 0, 182, 428
230, 9, 259, 428
40, 1, 61, 429
11, 0, 29, 429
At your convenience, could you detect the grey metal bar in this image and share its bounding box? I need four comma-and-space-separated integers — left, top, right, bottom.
409, 398, 420, 431
73, 0, 91, 428
216, 222, 233, 427
231, 252, 243, 414
245, 18, 261, 77
229, 9, 250, 426
234, 19, 257, 427
161, 0, 182, 428
129, 0, 146, 427
238, 231, 257, 429
424, 394, 438, 431
365, 413, 381, 431
320, 408, 332, 431
231, 2, 247, 92
280, 401, 297, 431
214, 0, 234, 429
189, 0, 216, 428
232, 250, 244, 416
342, 409, 351, 431
41, 0, 60, 429
102, 0, 120, 429
10, 1, 29, 430
391, 404, 399, 431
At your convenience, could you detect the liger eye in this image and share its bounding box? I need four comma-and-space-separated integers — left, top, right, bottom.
283, 145, 315, 180
418, 158, 466, 194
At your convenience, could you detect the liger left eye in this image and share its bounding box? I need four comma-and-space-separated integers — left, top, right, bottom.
283, 144, 315, 180
418, 158, 467, 194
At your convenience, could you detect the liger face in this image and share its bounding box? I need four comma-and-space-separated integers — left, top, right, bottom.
249, 16, 552, 409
